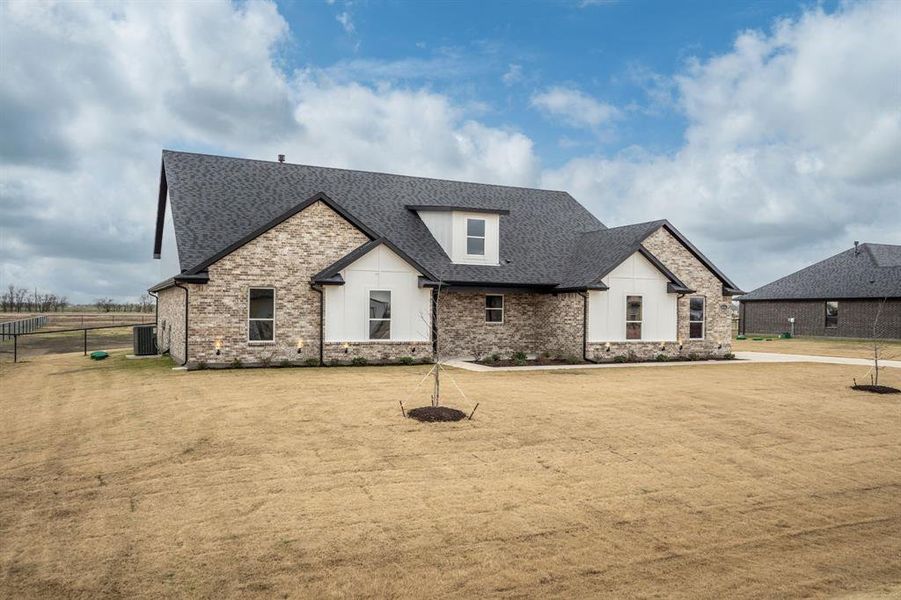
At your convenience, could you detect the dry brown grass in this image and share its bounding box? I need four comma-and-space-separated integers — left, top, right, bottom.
2, 353, 900, 599
735, 335, 901, 360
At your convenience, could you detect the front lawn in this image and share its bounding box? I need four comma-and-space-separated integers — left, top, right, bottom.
1, 352, 899, 598
734, 334, 901, 359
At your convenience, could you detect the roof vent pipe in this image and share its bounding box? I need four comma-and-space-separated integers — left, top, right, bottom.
278, 154, 285, 163
854, 240, 860, 255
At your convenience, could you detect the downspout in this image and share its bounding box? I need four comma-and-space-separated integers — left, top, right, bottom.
173, 282, 189, 366
148, 290, 159, 354
579, 291, 595, 363
148, 291, 159, 324
311, 284, 324, 365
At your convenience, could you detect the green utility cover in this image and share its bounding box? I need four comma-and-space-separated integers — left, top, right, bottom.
90, 351, 109, 360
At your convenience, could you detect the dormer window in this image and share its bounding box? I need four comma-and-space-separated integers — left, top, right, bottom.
466, 218, 486, 256
409, 206, 504, 266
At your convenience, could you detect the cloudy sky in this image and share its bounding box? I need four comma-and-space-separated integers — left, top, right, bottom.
1, 0, 899, 303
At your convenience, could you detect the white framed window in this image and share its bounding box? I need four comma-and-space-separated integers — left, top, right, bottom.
248, 287, 275, 342
466, 218, 486, 256
825, 301, 838, 328
689, 296, 705, 339
626, 295, 642, 340
485, 294, 504, 323
369, 290, 391, 340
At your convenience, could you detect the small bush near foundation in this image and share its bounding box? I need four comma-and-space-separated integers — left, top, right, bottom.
278, 359, 292, 368
512, 351, 527, 362
304, 357, 320, 367
484, 354, 497, 363
196, 361, 207, 370
399, 356, 414, 365
687, 353, 700, 361
351, 357, 368, 366
612, 354, 628, 363
420, 356, 434, 364
723, 352, 735, 360
514, 357, 527, 366
231, 358, 243, 369
329, 359, 343, 367
564, 355, 581, 364
491, 353, 501, 362
655, 353, 669, 362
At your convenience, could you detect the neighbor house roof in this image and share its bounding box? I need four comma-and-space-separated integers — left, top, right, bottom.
738, 243, 901, 301
152, 150, 742, 293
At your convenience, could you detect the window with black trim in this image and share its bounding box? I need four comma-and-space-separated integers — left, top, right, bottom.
369, 290, 391, 339
825, 301, 838, 328
689, 296, 705, 339
486, 294, 504, 323
248, 288, 275, 341
466, 218, 486, 256
626, 295, 642, 340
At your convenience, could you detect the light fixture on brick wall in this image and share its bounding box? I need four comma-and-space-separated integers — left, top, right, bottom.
214, 338, 222, 356
342, 342, 350, 354
297, 339, 304, 354
604, 342, 611, 353
677, 338, 683, 351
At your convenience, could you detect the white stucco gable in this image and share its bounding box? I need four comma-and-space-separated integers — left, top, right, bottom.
323, 244, 432, 343
587, 250, 678, 342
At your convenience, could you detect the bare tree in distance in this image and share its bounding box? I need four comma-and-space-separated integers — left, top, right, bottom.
865, 297, 898, 387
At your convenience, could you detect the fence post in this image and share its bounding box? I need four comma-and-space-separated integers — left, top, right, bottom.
84, 329, 87, 356
13, 334, 17, 363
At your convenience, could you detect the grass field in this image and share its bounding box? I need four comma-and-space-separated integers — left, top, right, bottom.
734, 335, 901, 359
1, 352, 899, 598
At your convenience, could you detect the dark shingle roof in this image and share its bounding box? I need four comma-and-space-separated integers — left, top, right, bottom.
738, 243, 901, 301
159, 150, 604, 286
557, 220, 666, 289
153, 150, 741, 292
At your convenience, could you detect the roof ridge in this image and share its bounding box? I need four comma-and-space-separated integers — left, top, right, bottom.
579, 219, 666, 236
161, 149, 574, 197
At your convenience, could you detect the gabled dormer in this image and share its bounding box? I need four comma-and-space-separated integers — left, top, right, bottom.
407, 205, 508, 266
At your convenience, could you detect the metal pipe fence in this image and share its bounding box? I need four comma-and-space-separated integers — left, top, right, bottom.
0, 315, 48, 341
2, 323, 142, 363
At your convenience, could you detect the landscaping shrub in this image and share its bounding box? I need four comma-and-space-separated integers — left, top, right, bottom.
328, 359, 342, 367
351, 357, 368, 366
231, 358, 243, 369
722, 352, 735, 360
514, 357, 527, 366
512, 351, 527, 362
655, 353, 669, 362
564, 355, 581, 364
399, 356, 415, 365
687, 352, 700, 361
196, 361, 207, 370
304, 358, 320, 367
490, 353, 501, 362
612, 354, 628, 363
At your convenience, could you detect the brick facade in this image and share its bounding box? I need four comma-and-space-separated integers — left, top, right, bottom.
156, 216, 735, 367
640, 227, 733, 356
436, 290, 584, 359
741, 299, 901, 339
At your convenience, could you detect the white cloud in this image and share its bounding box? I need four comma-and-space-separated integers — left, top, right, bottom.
0, 0, 538, 302
502, 63, 523, 86
336, 11, 355, 35
530, 86, 620, 128
543, 1, 901, 290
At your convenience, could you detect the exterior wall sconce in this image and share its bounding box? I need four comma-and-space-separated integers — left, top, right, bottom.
214, 339, 222, 356
411, 346, 416, 354
605, 342, 611, 353
677, 339, 683, 351
297, 339, 304, 354
342, 342, 350, 354
659, 342, 666, 351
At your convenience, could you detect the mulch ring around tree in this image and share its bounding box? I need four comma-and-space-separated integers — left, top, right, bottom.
407, 406, 467, 422
850, 384, 900, 394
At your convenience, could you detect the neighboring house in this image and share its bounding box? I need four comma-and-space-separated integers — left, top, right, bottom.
737, 243, 901, 339
149, 150, 743, 367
